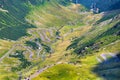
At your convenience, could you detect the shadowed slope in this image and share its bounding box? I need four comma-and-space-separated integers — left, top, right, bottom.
92, 53, 120, 80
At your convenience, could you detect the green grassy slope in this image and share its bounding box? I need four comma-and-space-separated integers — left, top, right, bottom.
0, 0, 45, 40
0, 0, 48, 52
32, 9, 120, 80
26, 1, 85, 28
0, 1, 87, 80
67, 11, 120, 56
0, 0, 120, 80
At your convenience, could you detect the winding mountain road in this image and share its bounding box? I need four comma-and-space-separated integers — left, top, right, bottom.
36, 42, 43, 58
19, 45, 34, 59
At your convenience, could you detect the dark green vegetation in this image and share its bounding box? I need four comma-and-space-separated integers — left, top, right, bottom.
0, 25, 33, 40
25, 41, 39, 50
96, 10, 120, 23
0, 0, 120, 80
0, 0, 34, 40
67, 16, 120, 56
0, 0, 51, 40
41, 44, 51, 53
9, 50, 31, 71
25, 38, 51, 53
0, 0, 76, 40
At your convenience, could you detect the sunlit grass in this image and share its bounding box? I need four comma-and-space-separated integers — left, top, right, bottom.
0, 40, 13, 58
33, 39, 120, 80
26, 2, 85, 28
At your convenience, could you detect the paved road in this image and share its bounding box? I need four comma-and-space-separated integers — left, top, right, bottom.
28, 66, 50, 80
0, 45, 16, 62
38, 32, 46, 42
25, 65, 53, 80
36, 42, 43, 58
26, 62, 64, 80
20, 45, 34, 59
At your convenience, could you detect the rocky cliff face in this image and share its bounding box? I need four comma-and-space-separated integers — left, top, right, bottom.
72, 0, 120, 11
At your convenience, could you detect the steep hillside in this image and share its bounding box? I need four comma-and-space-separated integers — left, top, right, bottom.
67, 11, 120, 55
0, 0, 73, 40
31, 15, 120, 80
0, 0, 87, 80
0, 0, 75, 60
0, 0, 33, 40
26, 2, 85, 28
0, 0, 120, 80
32, 10, 120, 80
